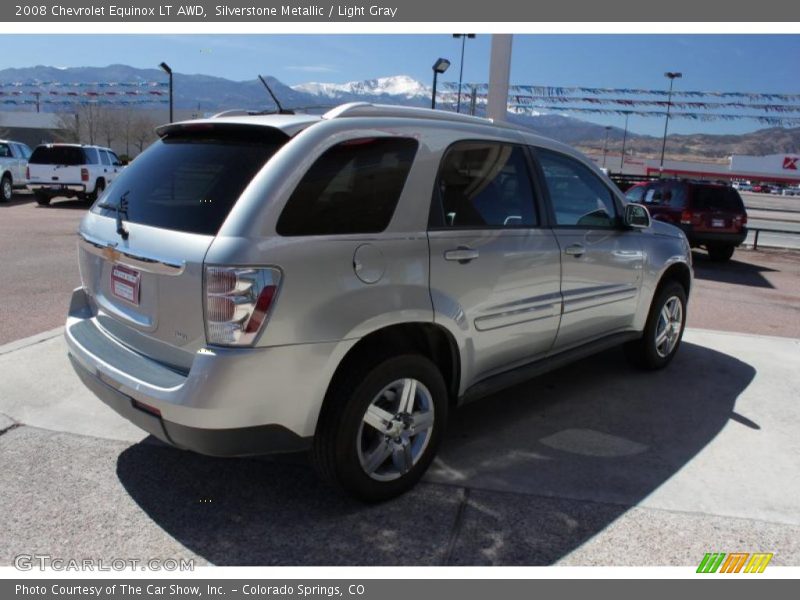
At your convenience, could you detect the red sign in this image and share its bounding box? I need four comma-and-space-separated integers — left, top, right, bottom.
783, 156, 798, 170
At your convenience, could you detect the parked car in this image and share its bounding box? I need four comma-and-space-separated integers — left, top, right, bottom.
0, 139, 33, 202
27, 143, 124, 205
626, 179, 747, 261
66, 103, 693, 501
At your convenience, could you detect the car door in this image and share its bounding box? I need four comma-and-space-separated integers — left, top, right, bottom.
533, 147, 644, 351
428, 140, 562, 386
99, 149, 113, 184
13, 144, 32, 184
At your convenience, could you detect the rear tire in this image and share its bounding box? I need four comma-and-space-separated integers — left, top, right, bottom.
625, 281, 687, 371
707, 244, 735, 262
312, 354, 448, 502
88, 179, 105, 202
0, 174, 12, 202
34, 192, 51, 206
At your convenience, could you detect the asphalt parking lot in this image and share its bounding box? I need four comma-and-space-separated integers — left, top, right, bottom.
0, 191, 799, 566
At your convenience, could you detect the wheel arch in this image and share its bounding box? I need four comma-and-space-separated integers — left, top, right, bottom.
321, 322, 461, 418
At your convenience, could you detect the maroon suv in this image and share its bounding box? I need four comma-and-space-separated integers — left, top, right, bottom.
626, 180, 747, 261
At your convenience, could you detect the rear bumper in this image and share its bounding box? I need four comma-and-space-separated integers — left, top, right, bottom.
28, 183, 86, 194
65, 287, 352, 456
680, 225, 747, 247
69, 354, 310, 456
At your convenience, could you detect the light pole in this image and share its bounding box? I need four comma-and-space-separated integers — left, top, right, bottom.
159, 62, 173, 123
602, 126, 611, 169
431, 58, 451, 109
620, 112, 629, 172
660, 71, 682, 172
452, 34, 475, 113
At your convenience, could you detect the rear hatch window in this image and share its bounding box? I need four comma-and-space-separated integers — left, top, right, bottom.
692, 186, 745, 212
92, 126, 289, 236
30, 146, 85, 165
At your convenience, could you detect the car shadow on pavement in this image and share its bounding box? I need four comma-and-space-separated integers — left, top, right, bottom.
38, 199, 92, 210
691, 251, 777, 289
116, 341, 755, 565
0, 194, 35, 207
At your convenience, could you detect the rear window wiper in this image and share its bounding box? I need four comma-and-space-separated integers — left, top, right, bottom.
97, 191, 129, 240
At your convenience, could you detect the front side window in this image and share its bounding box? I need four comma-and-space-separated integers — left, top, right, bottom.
432, 142, 538, 229
99, 151, 112, 166
277, 137, 418, 236
0, 144, 11, 158
537, 149, 618, 228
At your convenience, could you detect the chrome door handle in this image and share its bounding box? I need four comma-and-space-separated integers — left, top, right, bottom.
565, 244, 585, 257
444, 247, 480, 263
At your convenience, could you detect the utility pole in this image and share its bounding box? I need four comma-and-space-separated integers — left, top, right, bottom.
452, 34, 475, 113
620, 113, 629, 172
660, 72, 682, 172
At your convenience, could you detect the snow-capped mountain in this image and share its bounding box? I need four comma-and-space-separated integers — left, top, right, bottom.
293, 75, 430, 102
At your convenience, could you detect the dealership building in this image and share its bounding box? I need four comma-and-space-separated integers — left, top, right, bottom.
595, 152, 800, 185
0, 111, 65, 147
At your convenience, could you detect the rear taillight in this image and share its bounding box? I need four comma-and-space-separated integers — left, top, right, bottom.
680, 209, 693, 225
80, 168, 89, 182
204, 266, 281, 346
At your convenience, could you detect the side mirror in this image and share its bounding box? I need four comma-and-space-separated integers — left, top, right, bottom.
624, 203, 651, 229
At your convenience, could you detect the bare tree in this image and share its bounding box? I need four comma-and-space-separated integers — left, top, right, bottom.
131, 111, 159, 154
54, 113, 81, 143
98, 108, 122, 149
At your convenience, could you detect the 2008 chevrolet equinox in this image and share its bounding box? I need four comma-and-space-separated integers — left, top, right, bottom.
66, 103, 692, 501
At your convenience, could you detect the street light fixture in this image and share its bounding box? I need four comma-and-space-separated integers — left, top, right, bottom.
659, 71, 682, 172
602, 126, 611, 169
431, 58, 451, 110
452, 34, 475, 113
159, 62, 173, 123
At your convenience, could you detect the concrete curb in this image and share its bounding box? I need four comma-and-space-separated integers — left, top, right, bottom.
0, 327, 64, 356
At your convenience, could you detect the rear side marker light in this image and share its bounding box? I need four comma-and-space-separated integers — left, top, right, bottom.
132, 399, 161, 417
204, 266, 282, 346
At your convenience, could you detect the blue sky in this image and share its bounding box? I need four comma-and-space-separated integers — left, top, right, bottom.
0, 34, 798, 136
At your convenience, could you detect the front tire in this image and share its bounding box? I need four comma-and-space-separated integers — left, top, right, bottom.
625, 281, 687, 370
312, 354, 448, 502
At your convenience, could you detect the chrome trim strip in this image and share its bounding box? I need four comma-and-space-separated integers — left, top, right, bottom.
78, 232, 186, 276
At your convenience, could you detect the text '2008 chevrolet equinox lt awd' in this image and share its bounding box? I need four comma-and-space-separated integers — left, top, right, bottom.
66, 103, 693, 501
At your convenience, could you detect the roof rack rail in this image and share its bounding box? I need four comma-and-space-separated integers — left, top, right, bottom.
322, 102, 518, 130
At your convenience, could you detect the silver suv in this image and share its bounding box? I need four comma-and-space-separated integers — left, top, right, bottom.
66, 103, 692, 501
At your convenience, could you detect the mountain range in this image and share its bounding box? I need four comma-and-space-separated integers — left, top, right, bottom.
2, 65, 798, 160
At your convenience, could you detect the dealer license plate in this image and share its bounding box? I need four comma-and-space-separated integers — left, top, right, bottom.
110, 264, 141, 305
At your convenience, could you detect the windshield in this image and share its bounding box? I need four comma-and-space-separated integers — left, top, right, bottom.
92, 129, 288, 236
29, 146, 85, 165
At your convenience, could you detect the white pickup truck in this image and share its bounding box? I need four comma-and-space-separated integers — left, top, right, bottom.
27, 143, 123, 205
0, 139, 33, 202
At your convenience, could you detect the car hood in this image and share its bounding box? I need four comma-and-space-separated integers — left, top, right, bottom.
650, 219, 685, 239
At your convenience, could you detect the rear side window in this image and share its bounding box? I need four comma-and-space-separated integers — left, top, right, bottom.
30, 146, 85, 165
277, 137, 418, 236
692, 185, 745, 212
92, 129, 288, 236
431, 142, 538, 229
99, 151, 111, 166
84, 148, 99, 164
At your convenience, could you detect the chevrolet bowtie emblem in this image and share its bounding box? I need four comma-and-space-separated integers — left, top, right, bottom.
102, 242, 120, 263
